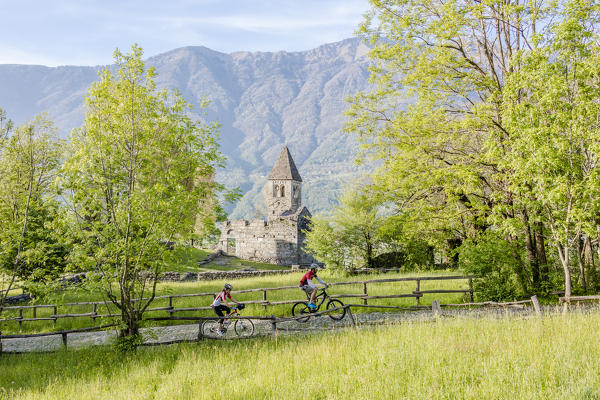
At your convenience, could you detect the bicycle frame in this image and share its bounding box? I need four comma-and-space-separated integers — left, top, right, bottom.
306, 288, 329, 311
221, 308, 239, 330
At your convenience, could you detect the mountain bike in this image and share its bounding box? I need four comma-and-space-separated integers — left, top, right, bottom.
201, 303, 255, 339
291, 286, 346, 322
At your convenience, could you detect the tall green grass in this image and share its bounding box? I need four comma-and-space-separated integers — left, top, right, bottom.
1, 271, 471, 334
2, 312, 600, 399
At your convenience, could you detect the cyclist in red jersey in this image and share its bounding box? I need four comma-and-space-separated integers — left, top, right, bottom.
299, 263, 328, 309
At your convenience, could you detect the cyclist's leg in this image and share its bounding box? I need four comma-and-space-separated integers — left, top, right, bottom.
307, 282, 317, 305
300, 285, 311, 300
214, 305, 230, 330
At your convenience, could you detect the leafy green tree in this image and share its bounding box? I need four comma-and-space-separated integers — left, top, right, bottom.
347, 0, 546, 273
61, 45, 225, 340
501, 2, 600, 297
303, 216, 349, 270
347, 0, 600, 297
0, 114, 65, 306
304, 185, 386, 269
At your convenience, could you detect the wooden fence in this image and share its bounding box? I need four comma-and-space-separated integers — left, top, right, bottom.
0, 275, 475, 328
0, 295, 546, 354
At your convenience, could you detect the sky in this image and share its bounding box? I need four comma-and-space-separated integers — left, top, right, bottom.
0, 0, 371, 67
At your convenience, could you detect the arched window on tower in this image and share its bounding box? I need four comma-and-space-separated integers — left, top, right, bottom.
274, 184, 279, 197
280, 185, 285, 197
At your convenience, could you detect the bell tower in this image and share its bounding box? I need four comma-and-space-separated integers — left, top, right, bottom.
266, 146, 302, 219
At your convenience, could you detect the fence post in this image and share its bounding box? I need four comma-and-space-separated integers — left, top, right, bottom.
346, 306, 356, 326
263, 290, 268, 311
0, 330, 2, 355
168, 296, 173, 316
92, 304, 98, 322
32, 306, 37, 319
562, 299, 570, 314
53, 306, 57, 325
416, 279, 421, 306
432, 299, 442, 316
62, 332, 67, 348
468, 278, 474, 303
197, 321, 204, 341
270, 316, 278, 339
18, 309, 23, 328
531, 295, 541, 315
363, 283, 368, 305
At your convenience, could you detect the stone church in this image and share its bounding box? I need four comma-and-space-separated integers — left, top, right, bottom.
217, 146, 316, 266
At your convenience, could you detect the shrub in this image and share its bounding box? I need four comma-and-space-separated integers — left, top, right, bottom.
459, 233, 521, 301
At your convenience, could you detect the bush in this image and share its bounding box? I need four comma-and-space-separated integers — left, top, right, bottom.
459, 233, 521, 301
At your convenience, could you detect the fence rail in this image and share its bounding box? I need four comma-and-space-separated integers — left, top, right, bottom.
0, 275, 475, 328
0, 286, 25, 295
559, 295, 600, 303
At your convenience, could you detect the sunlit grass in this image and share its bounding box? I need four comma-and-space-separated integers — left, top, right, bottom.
1, 312, 599, 399
166, 247, 211, 272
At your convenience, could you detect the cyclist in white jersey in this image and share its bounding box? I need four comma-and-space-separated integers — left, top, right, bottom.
211, 283, 240, 335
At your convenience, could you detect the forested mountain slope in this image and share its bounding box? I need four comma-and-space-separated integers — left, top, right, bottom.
0, 38, 373, 217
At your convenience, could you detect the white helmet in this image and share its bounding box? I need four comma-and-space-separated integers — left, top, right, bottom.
224, 283, 232, 290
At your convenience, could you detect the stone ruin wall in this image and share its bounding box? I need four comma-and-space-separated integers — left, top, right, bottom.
220, 218, 300, 265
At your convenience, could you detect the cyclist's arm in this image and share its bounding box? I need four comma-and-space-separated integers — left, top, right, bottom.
315, 276, 326, 286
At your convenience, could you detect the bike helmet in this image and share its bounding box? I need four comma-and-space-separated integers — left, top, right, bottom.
310, 263, 319, 271
224, 283, 232, 290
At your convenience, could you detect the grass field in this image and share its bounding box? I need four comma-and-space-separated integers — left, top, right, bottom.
1, 312, 599, 399
167, 247, 290, 272
0, 271, 472, 334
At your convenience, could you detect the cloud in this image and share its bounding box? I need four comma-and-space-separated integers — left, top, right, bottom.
0, 0, 370, 65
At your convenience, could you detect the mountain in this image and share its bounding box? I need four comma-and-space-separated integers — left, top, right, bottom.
0, 38, 374, 218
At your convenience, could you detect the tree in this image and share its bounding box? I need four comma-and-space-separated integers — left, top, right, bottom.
347, 0, 600, 297
61, 45, 225, 341
501, 2, 600, 297
304, 184, 386, 269
0, 113, 64, 307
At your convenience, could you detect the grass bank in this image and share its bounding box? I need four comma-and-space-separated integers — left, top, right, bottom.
1, 312, 599, 399
167, 247, 289, 272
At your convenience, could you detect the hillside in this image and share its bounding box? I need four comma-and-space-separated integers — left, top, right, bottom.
0, 38, 374, 218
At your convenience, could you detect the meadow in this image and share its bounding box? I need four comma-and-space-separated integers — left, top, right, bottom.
0, 270, 473, 334
1, 312, 599, 399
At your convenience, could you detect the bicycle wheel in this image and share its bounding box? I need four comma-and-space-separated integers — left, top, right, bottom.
326, 299, 346, 321
201, 320, 223, 339
234, 319, 255, 337
291, 301, 312, 322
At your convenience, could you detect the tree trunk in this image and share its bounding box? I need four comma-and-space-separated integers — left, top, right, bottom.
535, 222, 549, 283
584, 236, 595, 271
557, 243, 572, 298
447, 238, 462, 268
365, 233, 374, 268
120, 307, 140, 338
522, 209, 540, 287
576, 233, 587, 291
507, 235, 529, 292
596, 225, 600, 273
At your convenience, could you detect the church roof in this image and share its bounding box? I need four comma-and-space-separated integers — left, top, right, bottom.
267, 146, 302, 182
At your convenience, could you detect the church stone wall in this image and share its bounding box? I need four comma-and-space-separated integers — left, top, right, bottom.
219, 218, 303, 265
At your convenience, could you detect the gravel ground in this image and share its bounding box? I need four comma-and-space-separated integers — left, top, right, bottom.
2, 303, 598, 353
